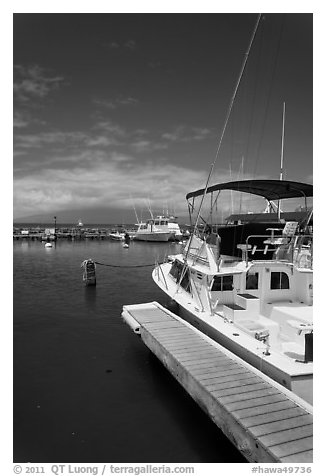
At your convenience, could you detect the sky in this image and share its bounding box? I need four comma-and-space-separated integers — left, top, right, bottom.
13, 11, 313, 224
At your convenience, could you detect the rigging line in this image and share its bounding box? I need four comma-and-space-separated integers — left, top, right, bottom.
192, 13, 262, 236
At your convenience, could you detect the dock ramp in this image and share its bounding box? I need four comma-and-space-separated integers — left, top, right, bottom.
122, 301, 313, 463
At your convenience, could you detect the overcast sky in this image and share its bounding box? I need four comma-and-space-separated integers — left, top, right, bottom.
13, 12, 312, 224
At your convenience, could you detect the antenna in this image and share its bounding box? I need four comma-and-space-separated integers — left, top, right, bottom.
146, 199, 154, 219
130, 195, 140, 224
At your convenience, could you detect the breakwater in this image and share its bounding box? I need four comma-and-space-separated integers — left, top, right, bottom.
13, 226, 133, 241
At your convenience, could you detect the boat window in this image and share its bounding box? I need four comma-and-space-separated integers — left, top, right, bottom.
169, 260, 183, 281
154, 220, 160, 225
211, 275, 233, 292
180, 270, 191, 293
246, 272, 259, 290
270, 272, 289, 290
169, 261, 190, 292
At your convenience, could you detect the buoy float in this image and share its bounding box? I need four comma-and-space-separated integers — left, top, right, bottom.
81, 259, 96, 286
123, 243, 129, 248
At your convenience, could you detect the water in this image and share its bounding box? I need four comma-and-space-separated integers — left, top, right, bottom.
13, 238, 244, 463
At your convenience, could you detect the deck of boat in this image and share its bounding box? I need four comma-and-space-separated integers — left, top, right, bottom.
122, 301, 313, 463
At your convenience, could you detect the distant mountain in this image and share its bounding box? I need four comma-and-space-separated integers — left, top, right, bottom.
13, 206, 188, 225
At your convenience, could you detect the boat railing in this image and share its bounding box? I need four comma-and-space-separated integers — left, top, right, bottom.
242, 234, 313, 269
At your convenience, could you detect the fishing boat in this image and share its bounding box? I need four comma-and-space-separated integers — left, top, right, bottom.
134, 215, 182, 242
153, 180, 313, 404
152, 13, 313, 404
133, 218, 173, 242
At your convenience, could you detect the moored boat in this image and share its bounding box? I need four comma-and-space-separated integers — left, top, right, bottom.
133, 215, 182, 242
153, 179, 313, 404
133, 218, 172, 242
108, 230, 125, 241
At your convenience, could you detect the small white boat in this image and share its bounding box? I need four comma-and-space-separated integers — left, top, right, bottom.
44, 242, 53, 248
108, 230, 125, 241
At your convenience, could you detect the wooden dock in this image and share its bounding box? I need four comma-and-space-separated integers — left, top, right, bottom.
122, 301, 313, 463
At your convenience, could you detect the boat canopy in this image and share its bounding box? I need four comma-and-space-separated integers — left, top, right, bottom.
186, 179, 313, 201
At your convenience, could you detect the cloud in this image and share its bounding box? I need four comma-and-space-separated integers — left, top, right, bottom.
14, 131, 88, 150
13, 141, 283, 221
129, 140, 168, 153
93, 96, 139, 110
85, 136, 120, 148
102, 40, 137, 51
92, 120, 126, 136
13, 156, 209, 219
162, 125, 212, 143
14, 64, 65, 102
125, 40, 137, 50
13, 111, 29, 128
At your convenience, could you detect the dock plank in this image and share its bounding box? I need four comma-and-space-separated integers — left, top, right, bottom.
259, 425, 313, 447
226, 393, 289, 412
204, 376, 261, 391
269, 437, 313, 459
159, 339, 213, 350
219, 387, 282, 405
190, 361, 243, 377
186, 359, 242, 372
233, 400, 297, 419
210, 382, 269, 398
129, 309, 172, 323
249, 414, 313, 437
281, 450, 313, 463
241, 407, 309, 428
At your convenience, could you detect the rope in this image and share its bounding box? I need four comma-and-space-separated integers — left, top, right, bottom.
94, 260, 164, 268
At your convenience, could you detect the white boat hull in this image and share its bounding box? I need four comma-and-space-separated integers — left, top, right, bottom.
108, 234, 125, 241
134, 232, 171, 242
153, 263, 313, 405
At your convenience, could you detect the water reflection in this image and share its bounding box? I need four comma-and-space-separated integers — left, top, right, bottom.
84, 285, 97, 311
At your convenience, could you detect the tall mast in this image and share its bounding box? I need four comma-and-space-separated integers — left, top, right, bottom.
278, 101, 286, 219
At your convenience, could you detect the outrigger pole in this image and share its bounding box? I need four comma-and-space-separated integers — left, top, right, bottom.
191, 13, 262, 235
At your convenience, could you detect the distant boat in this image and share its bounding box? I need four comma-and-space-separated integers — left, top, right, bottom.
133, 218, 171, 242
77, 219, 83, 227
44, 242, 53, 248
108, 230, 125, 241
133, 215, 182, 242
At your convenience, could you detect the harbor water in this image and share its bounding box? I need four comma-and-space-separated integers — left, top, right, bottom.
13, 237, 245, 463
